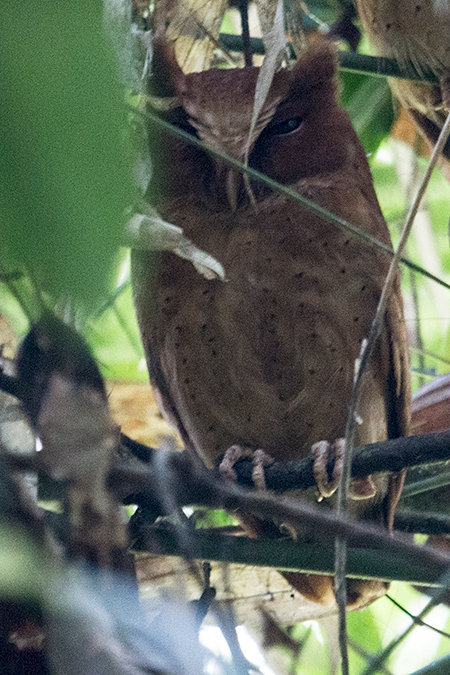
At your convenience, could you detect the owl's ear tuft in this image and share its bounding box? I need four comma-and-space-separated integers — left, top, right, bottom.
289, 39, 338, 96
149, 31, 186, 99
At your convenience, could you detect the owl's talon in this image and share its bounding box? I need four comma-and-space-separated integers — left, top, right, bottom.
219, 445, 243, 482
311, 439, 344, 500
219, 445, 274, 490
311, 439, 377, 501
252, 449, 274, 491
349, 475, 377, 500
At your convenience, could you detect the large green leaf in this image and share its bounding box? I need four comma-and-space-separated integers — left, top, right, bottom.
340, 71, 394, 155
0, 1, 131, 308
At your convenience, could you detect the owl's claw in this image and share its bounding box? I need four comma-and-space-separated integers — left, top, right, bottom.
251, 449, 275, 491
311, 438, 377, 502
219, 445, 274, 490
311, 439, 344, 500
219, 445, 243, 482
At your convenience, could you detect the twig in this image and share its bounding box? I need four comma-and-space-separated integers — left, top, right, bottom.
386, 594, 450, 640
131, 525, 450, 586
238, 0, 252, 67
361, 569, 450, 675
394, 511, 450, 536
218, 34, 439, 83
120, 429, 450, 495
402, 470, 450, 498
347, 637, 393, 675
336, 110, 450, 675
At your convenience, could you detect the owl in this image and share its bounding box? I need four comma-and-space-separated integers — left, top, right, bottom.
353, 0, 450, 161
131, 36, 411, 610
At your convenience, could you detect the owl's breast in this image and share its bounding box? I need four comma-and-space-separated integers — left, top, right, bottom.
132, 184, 393, 468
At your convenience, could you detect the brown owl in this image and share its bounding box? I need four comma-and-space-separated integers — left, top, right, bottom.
353, 0, 450, 162
131, 37, 411, 610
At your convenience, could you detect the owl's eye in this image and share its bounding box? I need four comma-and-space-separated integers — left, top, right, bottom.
269, 117, 302, 136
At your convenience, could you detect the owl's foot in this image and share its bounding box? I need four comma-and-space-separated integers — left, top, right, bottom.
219, 445, 274, 490
311, 439, 376, 502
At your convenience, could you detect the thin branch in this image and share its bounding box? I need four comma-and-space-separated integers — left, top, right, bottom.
394, 511, 450, 536
238, 0, 252, 67
348, 637, 393, 675
130, 525, 450, 586
411, 346, 450, 370
361, 570, 450, 675
336, 109, 450, 675
94, 280, 131, 318
4, 399, 450, 501
7, 427, 450, 501
386, 594, 450, 640
119, 429, 450, 495
218, 34, 439, 83
402, 471, 450, 498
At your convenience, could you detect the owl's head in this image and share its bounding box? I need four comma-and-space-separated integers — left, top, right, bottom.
148, 37, 366, 209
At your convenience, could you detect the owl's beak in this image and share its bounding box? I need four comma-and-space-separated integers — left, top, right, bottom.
225, 168, 240, 212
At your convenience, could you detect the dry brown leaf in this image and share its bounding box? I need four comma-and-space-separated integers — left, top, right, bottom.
107, 380, 181, 447
154, 0, 229, 73
0, 313, 19, 358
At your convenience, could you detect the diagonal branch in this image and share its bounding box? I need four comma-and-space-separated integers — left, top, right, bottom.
218, 34, 440, 83
113, 455, 450, 576
335, 109, 450, 675
130, 525, 450, 587
119, 429, 450, 495
7, 428, 450, 503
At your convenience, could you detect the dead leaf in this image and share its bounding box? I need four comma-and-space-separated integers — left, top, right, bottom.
107, 380, 181, 447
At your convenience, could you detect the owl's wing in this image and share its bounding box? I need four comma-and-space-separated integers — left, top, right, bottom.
383, 279, 411, 528
408, 109, 450, 180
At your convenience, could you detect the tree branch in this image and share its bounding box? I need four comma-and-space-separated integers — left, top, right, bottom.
120, 430, 450, 495
218, 34, 439, 83
110, 455, 450, 576
130, 525, 448, 587
394, 511, 450, 537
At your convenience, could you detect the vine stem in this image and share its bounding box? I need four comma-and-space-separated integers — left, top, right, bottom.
335, 110, 450, 675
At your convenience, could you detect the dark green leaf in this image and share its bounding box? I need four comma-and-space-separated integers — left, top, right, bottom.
340, 71, 394, 155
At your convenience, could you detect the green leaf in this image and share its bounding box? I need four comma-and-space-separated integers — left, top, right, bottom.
340, 71, 394, 155
87, 278, 145, 380
0, 1, 131, 308
347, 605, 383, 657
